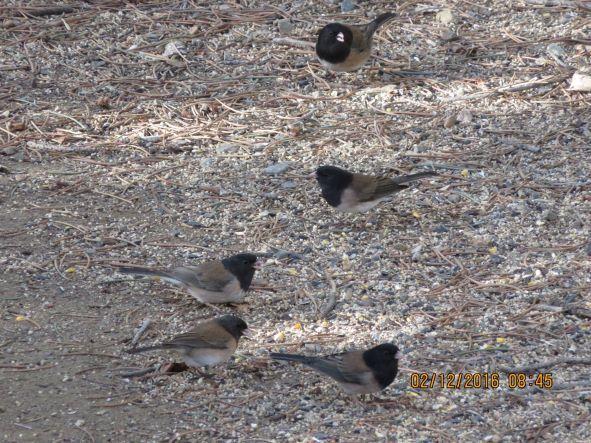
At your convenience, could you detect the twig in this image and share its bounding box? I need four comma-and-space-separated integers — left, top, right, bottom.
74, 365, 108, 375
498, 357, 591, 374
17, 6, 77, 17
2, 364, 54, 372
93, 190, 134, 205
117, 366, 159, 378
272, 37, 315, 49
564, 305, 591, 319
306, 62, 330, 90
414, 161, 483, 171
46, 111, 88, 130
17, 317, 42, 329
60, 352, 121, 359
74, 425, 95, 443
169, 428, 214, 442
0, 340, 15, 349
91, 396, 143, 408
447, 74, 571, 102
130, 318, 152, 347
525, 0, 591, 9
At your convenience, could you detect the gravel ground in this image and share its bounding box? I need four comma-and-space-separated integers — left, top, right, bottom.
1, 1, 590, 442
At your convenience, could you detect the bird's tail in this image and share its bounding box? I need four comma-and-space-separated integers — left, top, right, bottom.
366, 12, 396, 36
392, 171, 438, 184
118, 266, 181, 285
269, 352, 316, 365
127, 344, 166, 354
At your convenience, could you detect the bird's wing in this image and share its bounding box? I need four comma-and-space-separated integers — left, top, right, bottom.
307, 351, 367, 385
171, 262, 233, 292
352, 174, 406, 202
371, 176, 408, 199
164, 328, 231, 350
350, 25, 371, 52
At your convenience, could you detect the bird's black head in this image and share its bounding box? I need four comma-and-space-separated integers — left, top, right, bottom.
315, 165, 354, 207
362, 343, 400, 389
222, 253, 257, 291
216, 315, 249, 340
316, 23, 353, 64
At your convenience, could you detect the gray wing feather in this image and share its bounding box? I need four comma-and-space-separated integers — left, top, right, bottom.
170, 263, 232, 292
306, 354, 364, 385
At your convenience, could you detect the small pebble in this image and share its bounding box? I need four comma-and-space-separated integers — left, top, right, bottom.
436, 9, 455, 25
185, 220, 204, 228
433, 225, 449, 233
570, 71, 591, 91
277, 19, 294, 34
216, 143, 238, 154
340, 0, 356, 13
2, 147, 17, 155
543, 209, 559, 222
200, 158, 214, 167
444, 114, 457, 128
264, 162, 291, 175
440, 28, 458, 42
457, 109, 473, 124
163, 40, 184, 58
448, 193, 461, 203
490, 255, 505, 265
281, 181, 297, 189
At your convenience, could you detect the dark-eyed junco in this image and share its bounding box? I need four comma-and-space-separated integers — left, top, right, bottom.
316, 12, 396, 72
270, 343, 399, 394
315, 165, 438, 212
127, 315, 250, 368
119, 253, 257, 304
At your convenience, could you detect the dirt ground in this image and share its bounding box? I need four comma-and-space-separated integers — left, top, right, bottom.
1, 1, 591, 442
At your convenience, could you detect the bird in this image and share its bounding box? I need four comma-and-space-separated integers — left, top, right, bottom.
315, 165, 438, 213
270, 343, 400, 395
118, 253, 258, 304
127, 315, 250, 368
315, 12, 396, 72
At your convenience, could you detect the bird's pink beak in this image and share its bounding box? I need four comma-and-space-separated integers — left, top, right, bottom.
336, 32, 345, 43
242, 328, 254, 339
308, 171, 316, 178
254, 260, 264, 270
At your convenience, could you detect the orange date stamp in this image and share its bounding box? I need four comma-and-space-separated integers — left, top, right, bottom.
410, 372, 553, 390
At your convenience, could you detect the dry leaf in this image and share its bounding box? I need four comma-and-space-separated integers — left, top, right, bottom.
9, 121, 26, 131
96, 96, 110, 109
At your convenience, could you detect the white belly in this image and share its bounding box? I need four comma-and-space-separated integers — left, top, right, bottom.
183, 348, 234, 367
189, 278, 245, 304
